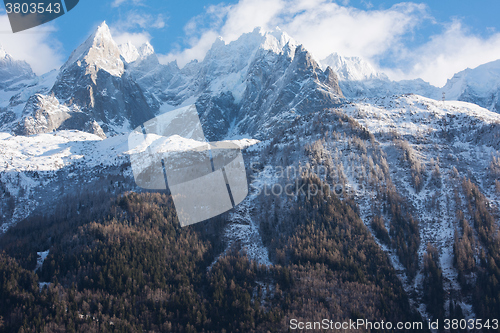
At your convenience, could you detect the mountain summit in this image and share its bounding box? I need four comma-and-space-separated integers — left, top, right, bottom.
60, 22, 124, 81
5, 22, 500, 140
127, 27, 344, 140
0, 45, 35, 88
2, 23, 345, 139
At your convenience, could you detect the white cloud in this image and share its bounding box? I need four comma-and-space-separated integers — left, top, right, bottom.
218, 0, 286, 42
114, 12, 166, 30
109, 11, 166, 48
158, 30, 219, 67
152, 16, 166, 29
159, 3, 232, 67
111, 0, 143, 8
276, 2, 427, 60
0, 14, 64, 74
383, 20, 500, 86
159, 0, 428, 69
111, 30, 152, 47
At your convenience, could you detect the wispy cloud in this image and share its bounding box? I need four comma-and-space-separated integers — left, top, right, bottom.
109, 11, 166, 47
111, 30, 152, 47
111, 0, 144, 8
383, 20, 500, 86
158, 30, 219, 66
113, 12, 166, 30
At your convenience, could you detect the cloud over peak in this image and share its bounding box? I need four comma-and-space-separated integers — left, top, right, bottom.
158, 0, 500, 86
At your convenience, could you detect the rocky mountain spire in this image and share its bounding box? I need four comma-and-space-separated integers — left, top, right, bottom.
60, 21, 124, 82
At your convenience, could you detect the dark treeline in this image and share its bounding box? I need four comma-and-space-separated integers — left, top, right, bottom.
453, 210, 476, 290
458, 178, 500, 331
422, 243, 445, 327
382, 182, 420, 281
1, 176, 425, 332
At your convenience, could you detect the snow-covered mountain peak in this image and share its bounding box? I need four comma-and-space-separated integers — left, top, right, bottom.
119, 41, 155, 63
119, 41, 140, 63
441, 59, 500, 113
92, 21, 115, 44
443, 60, 500, 99
261, 27, 297, 56
138, 42, 154, 58
206, 27, 298, 63
200, 31, 263, 76
320, 52, 385, 81
60, 21, 124, 80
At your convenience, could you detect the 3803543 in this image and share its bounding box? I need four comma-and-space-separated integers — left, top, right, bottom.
4, 2, 61, 14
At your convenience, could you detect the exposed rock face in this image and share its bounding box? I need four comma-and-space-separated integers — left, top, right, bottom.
83, 120, 106, 139
14, 94, 71, 135
59, 22, 125, 82
224, 45, 345, 140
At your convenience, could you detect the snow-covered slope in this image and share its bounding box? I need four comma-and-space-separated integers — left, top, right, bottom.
341, 95, 500, 319
339, 76, 440, 100
241, 93, 500, 322
0, 69, 59, 133
0, 130, 129, 232
0, 128, 257, 232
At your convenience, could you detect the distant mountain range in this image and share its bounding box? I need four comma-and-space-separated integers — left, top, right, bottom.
1, 23, 344, 141
1, 22, 500, 141
320, 52, 500, 112
1, 21, 500, 325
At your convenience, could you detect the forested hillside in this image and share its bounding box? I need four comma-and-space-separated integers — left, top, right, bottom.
0, 183, 423, 332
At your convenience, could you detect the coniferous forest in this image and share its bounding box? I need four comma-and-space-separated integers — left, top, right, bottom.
0, 179, 425, 332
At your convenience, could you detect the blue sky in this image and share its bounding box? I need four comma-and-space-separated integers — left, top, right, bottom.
1, 0, 500, 86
